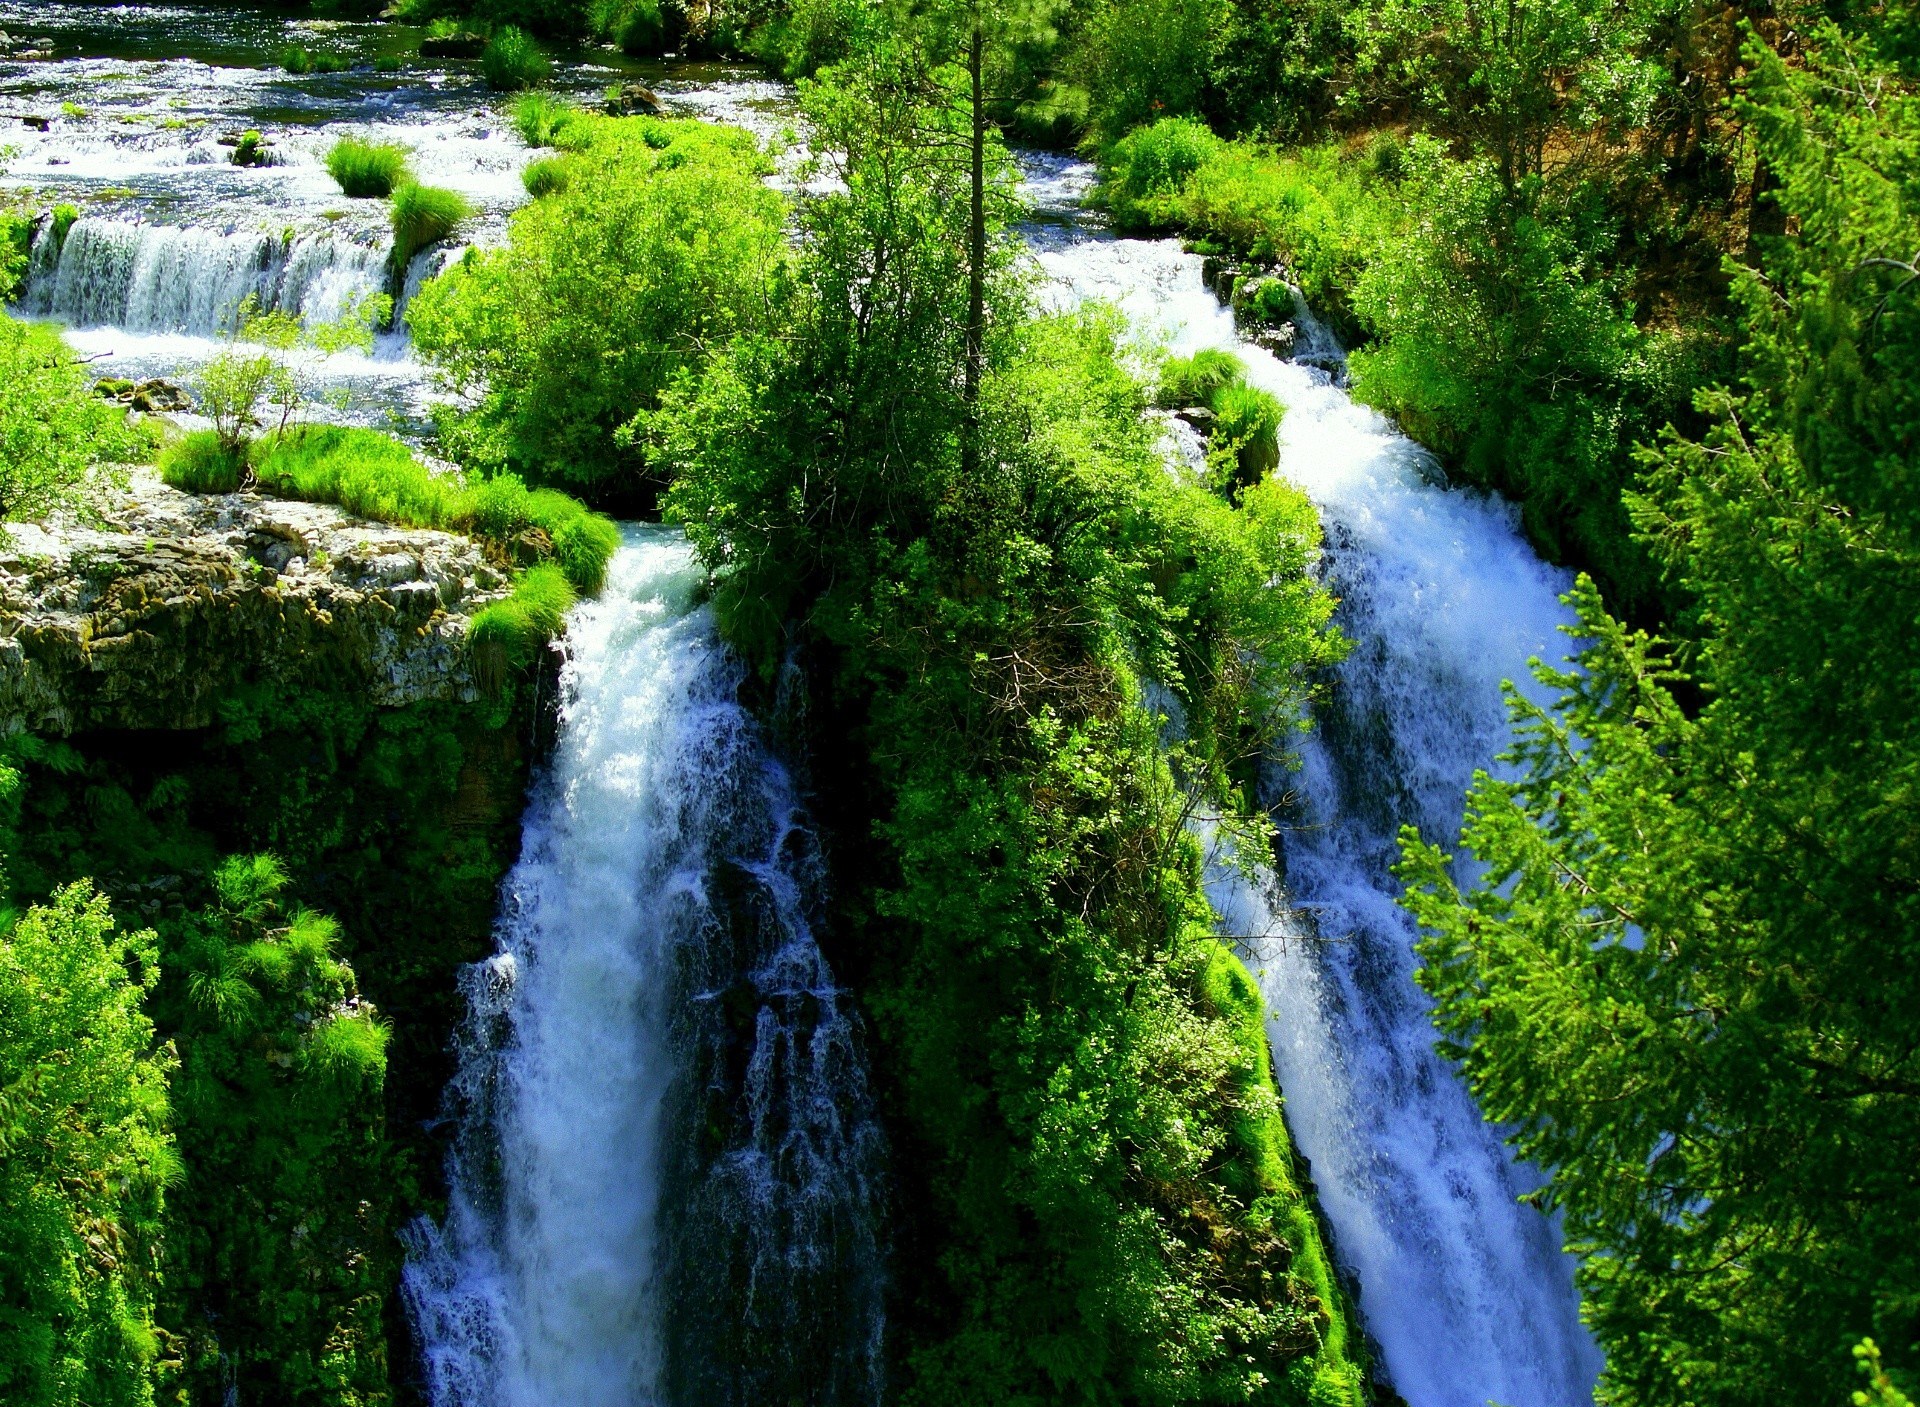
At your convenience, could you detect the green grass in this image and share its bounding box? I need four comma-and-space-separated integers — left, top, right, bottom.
522, 156, 572, 198
389, 182, 471, 270
326, 137, 410, 199
1155, 348, 1246, 408
469, 564, 576, 692
250, 425, 619, 593
510, 92, 595, 150
160, 429, 247, 494
481, 27, 551, 92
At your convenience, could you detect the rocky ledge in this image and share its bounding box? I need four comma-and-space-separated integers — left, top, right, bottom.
0, 471, 515, 735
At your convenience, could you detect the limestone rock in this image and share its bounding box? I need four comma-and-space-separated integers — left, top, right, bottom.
0, 470, 517, 736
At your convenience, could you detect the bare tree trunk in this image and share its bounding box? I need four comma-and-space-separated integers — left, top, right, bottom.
963, 11, 986, 477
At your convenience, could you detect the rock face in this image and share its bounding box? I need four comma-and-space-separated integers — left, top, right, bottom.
0, 471, 515, 736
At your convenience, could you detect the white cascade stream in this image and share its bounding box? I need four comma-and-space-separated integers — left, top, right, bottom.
402, 527, 886, 1407
1030, 212, 1604, 1406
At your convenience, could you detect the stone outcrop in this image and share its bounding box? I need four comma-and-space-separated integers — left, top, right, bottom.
0, 471, 515, 735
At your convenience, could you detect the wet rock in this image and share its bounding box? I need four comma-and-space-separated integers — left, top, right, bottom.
604, 82, 666, 117
421, 33, 487, 58
0, 470, 515, 735
1174, 405, 1217, 433
17, 114, 50, 132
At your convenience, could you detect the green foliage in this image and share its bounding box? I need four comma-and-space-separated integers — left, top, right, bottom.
326, 136, 411, 198
0, 314, 150, 524
251, 424, 619, 591
521, 154, 571, 196
1397, 27, 1920, 1407
152, 857, 391, 1406
591, 0, 670, 53
468, 563, 575, 690
1099, 116, 1223, 231
158, 428, 246, 494
1856, 1340, 1916, 1407
279, 44, 349, 74
0, 883, 172, 1407
510, 91, 593, 148
1073, 0, 1229, 139
231, 130, 269, 167
389, 182, 472, 271
1154, 347, 1246, 407
652, 51, 1353, 1400
410, 113, 782, 496
480, 25, 551, 90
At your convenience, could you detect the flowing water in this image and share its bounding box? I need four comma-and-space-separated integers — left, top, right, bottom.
401, 528, 886, 1407
0, 3, 791, 432
1025, 159, 1605, 1407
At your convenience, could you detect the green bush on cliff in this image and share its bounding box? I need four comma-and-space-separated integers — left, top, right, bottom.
410, 112, 782, 497
389, 182, 472, 272
468, 563, 575, 690
152, 855, 391, 1406
651, 53, 1355, 1402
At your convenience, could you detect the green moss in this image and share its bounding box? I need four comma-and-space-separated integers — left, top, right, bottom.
326, 136, 410, 199
468, 564, 575, 694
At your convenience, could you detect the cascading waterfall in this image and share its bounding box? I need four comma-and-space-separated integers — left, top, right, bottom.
1031, 215, 1604, 1406
402, 527, 886, 1407
21, 216, 394, 336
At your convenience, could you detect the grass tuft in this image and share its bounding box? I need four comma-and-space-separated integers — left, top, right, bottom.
389, 182, 471, 271
1155, 349, 1246, 409
326, 136, 410, 199
160, 429, 247, 494
522, 156, 572, 198
481, 26, 551, 92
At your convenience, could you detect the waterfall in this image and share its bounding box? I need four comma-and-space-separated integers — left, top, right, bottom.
1031, 224, 1604, 1407
21, 216, 392, 336
402, 527, 887, 1407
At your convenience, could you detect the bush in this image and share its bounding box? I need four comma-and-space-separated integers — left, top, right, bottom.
279, 45, 348, 74
389, 182, 471, 271
468, 563, 576, 691
522, 155, 571, 197
160, 428, 247, 494
0, 314, 150, 523
326, 136, 410, 198
409, 116, 783, 494
481, 26, 551, 91
1097, 116, 1222, 230
591, 0, 670, 54
1073, 0, 1229, 139
230, 130, 269, 167
1210, 379, 1284, 490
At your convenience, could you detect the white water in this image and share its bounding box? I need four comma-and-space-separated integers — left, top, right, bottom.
1030, 214, 1603, 1405
402, 528, 884, 1407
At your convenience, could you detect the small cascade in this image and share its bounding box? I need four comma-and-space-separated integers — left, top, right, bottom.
402, 527, 886, 1407
21, 216, 391, 336
1031, 210, 1603, 1406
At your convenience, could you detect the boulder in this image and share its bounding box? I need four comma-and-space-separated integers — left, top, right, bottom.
605, 82, 666, 117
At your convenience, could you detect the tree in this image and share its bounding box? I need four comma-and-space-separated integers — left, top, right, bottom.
0, 315, 148, 526
0, 884, 174, 1407
1397, 23, 1920, 1407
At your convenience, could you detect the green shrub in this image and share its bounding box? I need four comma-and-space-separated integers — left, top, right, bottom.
522, 155, 571, 197
326, 136, 410, 198
48, 202, 80, 248
481, 26, 551, 92
1210, 379, 1284, 491
0, 314, 150, 522
389, 182, 471, 270
1155, 347, 1245, 407
160, 429, 247, 494
591, 0, 670, 54
1097, 116, 1222, 230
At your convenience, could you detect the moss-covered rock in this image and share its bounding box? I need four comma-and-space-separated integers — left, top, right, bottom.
0, 469, 517, 736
